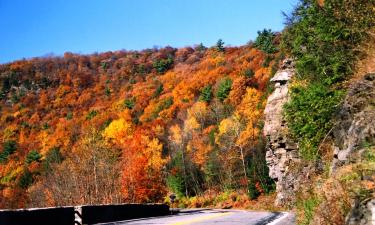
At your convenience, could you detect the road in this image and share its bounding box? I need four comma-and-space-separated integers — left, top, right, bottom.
96, 209, 295, 225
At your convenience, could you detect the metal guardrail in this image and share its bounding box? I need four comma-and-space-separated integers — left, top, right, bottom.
0, 204, 170, 225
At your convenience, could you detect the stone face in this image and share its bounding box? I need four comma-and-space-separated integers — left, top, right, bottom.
346, 199, 375, 225
270, 70, 293, 83
331, 73, 375, 224
331, 73, 375, 171
264, 58, 300, 207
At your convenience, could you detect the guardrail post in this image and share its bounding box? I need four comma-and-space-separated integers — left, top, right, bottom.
74, 206, 83, 225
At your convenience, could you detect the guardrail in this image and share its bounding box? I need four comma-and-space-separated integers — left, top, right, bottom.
0, 206, 75, 225
0, 203, 170, 225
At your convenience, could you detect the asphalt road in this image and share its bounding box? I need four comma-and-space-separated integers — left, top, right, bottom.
96, 209, 295, 225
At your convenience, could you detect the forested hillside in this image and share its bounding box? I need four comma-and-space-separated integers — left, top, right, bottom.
0, 37, 280, 208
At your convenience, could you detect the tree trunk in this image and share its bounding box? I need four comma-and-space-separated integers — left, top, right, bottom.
181, 147, 189, 197
239, 146, 248, 192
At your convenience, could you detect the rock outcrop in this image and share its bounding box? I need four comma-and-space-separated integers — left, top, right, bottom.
263, 59, 300, 207
330, 73, 375, 225
332, 73, 375, 171
346, 198, 375, 225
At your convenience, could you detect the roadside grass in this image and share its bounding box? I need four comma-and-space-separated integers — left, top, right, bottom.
165, 190, 285, 212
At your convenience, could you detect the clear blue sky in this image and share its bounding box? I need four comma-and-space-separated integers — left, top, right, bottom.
0, 0, 297, 64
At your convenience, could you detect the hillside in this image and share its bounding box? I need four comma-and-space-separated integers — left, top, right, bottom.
0, 39, 281, 208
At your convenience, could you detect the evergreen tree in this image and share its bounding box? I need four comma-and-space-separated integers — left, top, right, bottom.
199, 85, 213, 103
215, 39, 225, 52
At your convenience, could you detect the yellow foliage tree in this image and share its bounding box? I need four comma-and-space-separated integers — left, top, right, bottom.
103, 118, 133, 144
142, 136, 167, 171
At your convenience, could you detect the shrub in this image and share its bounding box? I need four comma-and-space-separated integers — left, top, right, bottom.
284, 83, 344, 160
282, 0, 374, 161
254, 29, 277, 54
247, 139, 275, 194
217, 78, 232, 102
297, 196, 320, 225
281, 0, 375, 84
167, 174, 185, 198
199, 85, 213, 103
248, 181, 260, 200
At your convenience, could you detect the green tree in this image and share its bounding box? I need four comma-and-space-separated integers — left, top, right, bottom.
243, 69, 255, 78
123, 98, 136, 109
247, 181, 260, 200
151, 97, 173, 120
153, 84, 164, 98
254, 29, 277, 54
105, 86, 111, 96
18, 169, 33, 189
215, 39, 225, 52
26, 150, 42, 164
43, 147, 63, 171
217, 78, 232, 102
153, 57, 174, 74
0, 140, 17, 163
86, 110, 98, 120
199, 85, 213, 103
66, 112, 73, 120
101, 62, 108, 70
167, 174, 185, 198
196, 43, 206, 52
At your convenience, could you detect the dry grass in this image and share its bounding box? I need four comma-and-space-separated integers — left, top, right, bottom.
353, 29, 375, 79
168, 190, 285, 212
304, 145, 375, 225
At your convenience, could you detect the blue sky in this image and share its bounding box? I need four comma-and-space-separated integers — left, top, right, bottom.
0, 0, 297, 64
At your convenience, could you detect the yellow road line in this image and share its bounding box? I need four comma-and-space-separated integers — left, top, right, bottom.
169, 212, 233, 225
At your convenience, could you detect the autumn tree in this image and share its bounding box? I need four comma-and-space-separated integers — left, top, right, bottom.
121, 127, 167, 202
29, 129, 121, 207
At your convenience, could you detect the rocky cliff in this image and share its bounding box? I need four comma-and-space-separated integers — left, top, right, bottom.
264, 59, 375, 222
332, 73, 375, 171
263, 59, 300, 207
333, 73, 375, 225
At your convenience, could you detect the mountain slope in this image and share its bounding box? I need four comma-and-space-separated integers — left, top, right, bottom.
0, 42, 280, 208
